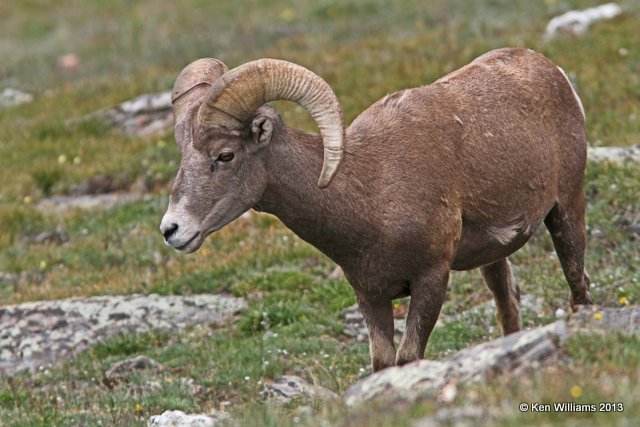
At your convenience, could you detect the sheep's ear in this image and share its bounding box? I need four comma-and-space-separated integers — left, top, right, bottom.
251, 115, 274, 145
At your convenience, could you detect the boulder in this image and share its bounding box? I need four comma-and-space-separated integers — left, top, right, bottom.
587, 145, 640, 165
103, 355, 164, 387
0, 293, 246, 375
344, 320, 567, 406
344, 305, 639, 406
544, 3, 622, 39
69, 91, 173, 137
147, 410, 231, 427
0, 88, 33, 108
261, 375, 338, 405
341, 294, 545, 343
36, 192, 151, 214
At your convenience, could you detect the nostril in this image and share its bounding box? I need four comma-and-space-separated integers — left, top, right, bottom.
162, 223, 179, 240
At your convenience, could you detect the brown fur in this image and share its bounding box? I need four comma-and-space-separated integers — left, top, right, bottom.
161, 48, 593, 371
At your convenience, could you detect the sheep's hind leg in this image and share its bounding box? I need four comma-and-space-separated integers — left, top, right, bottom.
481, 258, 521, 335
544, 195, 593, 310
355, 292, 396, 372
396, 266, 449, 366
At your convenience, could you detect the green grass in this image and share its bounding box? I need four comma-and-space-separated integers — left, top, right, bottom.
1, 0, 639, 425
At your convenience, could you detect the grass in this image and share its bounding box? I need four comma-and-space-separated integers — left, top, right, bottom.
1, 0, 639, 425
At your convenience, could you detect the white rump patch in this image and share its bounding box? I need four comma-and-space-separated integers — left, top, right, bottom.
557, 66, 586, 121
487, 223, 522, 245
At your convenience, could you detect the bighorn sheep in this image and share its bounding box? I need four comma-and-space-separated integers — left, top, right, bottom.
160, 48, 593, 371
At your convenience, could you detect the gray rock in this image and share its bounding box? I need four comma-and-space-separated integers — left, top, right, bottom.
103, 355, 164, 387
0, 272, 18, 286
439, 294, 545, 326
69, 173, 129, 196
0, 293, 246, 375
568, 304, 640, 335
32, 225, 69, 245
69, 91, 173, 137
178, 377, 207, 397
262, 375, 339, 404
147, 410, 231, 427
341, 294, 545, 343
413, 405, 501, 427
341, 304, 406, 343
588, 145, 640, 165
544, 3, 622, 39
0, 88, 33, 107
344, 320, 568, 406
344, 305, 640, 406
36, 192, 151, 213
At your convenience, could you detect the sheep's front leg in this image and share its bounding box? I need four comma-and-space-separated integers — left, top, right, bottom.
355, 292, 396, 372
396, 267, 449, 366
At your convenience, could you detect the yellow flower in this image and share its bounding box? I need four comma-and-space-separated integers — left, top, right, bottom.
39, 260, 47, 270
73, 156, 81, 165
135, 403, 143, 412
23, 195, 32, 204
280, 8, 295, 22
619, 296, 628, 305
593, 312, 603, 320
570, 385, 583, 398
57, 154, 67, 164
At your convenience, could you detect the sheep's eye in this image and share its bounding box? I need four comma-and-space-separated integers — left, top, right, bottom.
217, 152, 234, 162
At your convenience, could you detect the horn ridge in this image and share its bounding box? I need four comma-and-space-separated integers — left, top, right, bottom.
172, 58, 228, 125
197, 58, 345, 188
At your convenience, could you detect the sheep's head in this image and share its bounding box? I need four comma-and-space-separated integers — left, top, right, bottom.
160, 58, 345, 253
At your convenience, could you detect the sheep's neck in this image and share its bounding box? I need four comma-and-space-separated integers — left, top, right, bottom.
255, 129, 374, 265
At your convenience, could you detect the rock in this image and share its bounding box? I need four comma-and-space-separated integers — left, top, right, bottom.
69, 91, 173, 138
544, 3, 622, 39
147, 410, 231, 427
568, 304, 640, 335
0, 272, 18, 287
0, 293, 246, 375
439, 294, 545, 326
178, 377, 207, 397
0, 88, 34, 108
69, 173, 130, 196
32, 225, 69, 245
341, 304, 406, 343
344, 305, 640, 406
345, 320, 567, 405
36, 192, 151, 214
103, 355, 164, 387
588, 145, 640, 165
413, 405, 501, 427
262, 375, 339, 404
342, 294, 545, 343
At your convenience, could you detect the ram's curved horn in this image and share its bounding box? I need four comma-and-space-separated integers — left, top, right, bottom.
172, 58, 228, 126
197, 59, 345, 188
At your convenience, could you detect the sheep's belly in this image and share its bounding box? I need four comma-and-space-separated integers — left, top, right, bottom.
451, 220, 541, 270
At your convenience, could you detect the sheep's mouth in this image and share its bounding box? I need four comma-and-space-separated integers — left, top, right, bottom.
174, 232, 202, 253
